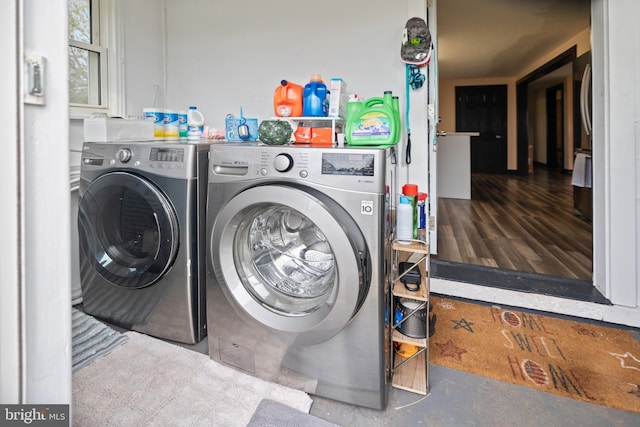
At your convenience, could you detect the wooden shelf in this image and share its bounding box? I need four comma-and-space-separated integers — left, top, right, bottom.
392, 329, 427, 347
392, 260, 429, 300
392, 239, 429, 254
391, 348, 428, 395
390, 231, 430, 396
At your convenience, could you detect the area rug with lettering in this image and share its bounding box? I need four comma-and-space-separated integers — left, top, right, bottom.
428, 295, 640, 413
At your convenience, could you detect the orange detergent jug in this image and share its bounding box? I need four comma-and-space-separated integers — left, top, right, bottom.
274, 80, 303, 117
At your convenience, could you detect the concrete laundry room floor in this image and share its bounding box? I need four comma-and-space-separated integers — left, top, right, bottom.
309, 364, 640, 426
173, 335, 640, 427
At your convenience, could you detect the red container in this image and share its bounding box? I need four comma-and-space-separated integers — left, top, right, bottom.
274, 80, 303, 117
293, 127, 332, 145
402, 184, 419, 197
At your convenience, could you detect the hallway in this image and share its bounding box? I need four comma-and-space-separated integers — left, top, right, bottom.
435, 168, 592, 280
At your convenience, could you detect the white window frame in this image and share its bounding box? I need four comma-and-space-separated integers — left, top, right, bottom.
69, 0, 124, 118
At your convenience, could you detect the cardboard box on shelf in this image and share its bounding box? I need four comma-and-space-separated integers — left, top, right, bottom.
84, 118, 155, 142
328, 78, 348, 119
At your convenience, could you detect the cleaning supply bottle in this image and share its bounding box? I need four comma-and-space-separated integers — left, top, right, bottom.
302, 74, 328, 117
187, 106, 204, 141
402, 184, 419, 238
274, 80, 303, 117
178, 110, 188, 141
396, 195, 413, 244
163, 109, 179, 140
417, 192, 428, 230
344, 91, 398, 146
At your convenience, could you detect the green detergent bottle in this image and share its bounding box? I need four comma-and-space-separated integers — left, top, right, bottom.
345, 91, 399, 146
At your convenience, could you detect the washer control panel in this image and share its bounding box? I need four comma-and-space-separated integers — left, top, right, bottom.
209, 144, 388, 193
273, 153, 294, 172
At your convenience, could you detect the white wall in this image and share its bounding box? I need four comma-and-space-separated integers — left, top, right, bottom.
67, 0, 429, 199
121, 0, 166, 116
161, 0, 430, 194
163, 0, 408, 130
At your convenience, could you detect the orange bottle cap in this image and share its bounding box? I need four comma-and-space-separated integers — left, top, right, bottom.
402, 184, 419, 196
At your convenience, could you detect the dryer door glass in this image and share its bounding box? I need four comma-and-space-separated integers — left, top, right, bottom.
78, 171, 179, 288
211, 185, 369, 337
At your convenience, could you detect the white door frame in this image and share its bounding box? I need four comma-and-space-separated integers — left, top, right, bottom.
0, 0, 24, 403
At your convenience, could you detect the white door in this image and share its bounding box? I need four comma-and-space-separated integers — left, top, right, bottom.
426, 0, 439, 253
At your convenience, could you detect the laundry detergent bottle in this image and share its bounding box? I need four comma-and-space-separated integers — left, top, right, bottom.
302, 74, 328, 117
274, 80, 303, 117
187, 106, 204, 141
345, 91, 398, 146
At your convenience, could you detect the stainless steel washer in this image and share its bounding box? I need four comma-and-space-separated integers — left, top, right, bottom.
78, 141, 209, 344
206, 143, 396, 409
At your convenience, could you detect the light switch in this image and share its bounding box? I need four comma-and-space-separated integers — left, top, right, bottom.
24, 54, 46, 106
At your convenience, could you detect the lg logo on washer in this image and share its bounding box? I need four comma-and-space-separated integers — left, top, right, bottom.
361, 200, 374, 215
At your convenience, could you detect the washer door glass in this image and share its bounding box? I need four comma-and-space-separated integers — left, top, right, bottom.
78, 171, 179, 289
236, 204, 336, 315
212, 185, 368, 336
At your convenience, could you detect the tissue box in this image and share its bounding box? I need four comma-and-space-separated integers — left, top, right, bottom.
84, 118, 154, 142
328, 78, 348, 119
225, 117, 259, 141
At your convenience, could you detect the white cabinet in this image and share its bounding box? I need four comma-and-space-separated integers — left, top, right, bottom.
436, 132, 478, 199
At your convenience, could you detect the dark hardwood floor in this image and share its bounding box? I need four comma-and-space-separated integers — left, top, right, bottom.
434, 167, 593, 281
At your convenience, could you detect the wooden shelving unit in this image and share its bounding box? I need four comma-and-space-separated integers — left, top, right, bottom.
390, 235, 430, 395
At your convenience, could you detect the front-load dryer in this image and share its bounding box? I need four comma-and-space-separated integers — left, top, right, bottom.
206, 144, 396, 409
78, 141, 209, 344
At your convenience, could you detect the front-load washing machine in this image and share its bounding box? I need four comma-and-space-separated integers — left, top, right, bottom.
206, 144, 396, 409
78, 141, 209, 344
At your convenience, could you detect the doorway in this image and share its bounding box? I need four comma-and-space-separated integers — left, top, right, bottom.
433, 47, 597, 302
455, 85, 508, 174
545, 83, 565, 170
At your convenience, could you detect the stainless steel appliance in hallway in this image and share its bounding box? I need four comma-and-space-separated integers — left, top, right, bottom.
573, 50, 592, 220
78, 142, 209, 344
205, 144, 396, 409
